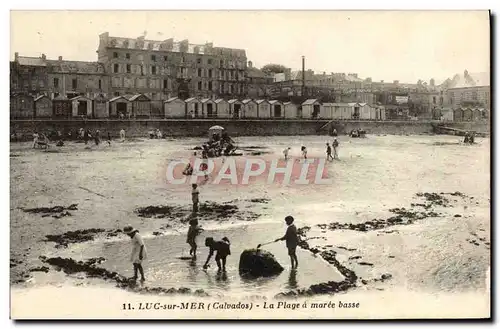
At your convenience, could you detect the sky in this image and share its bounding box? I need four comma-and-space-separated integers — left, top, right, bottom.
10, 10, 490, 84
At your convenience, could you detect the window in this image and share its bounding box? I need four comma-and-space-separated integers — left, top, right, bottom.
208, 69, 213, 78
152, 92, 157, 100
72, 79, 77, 90
53, 78, 59, 88
198, 68, 202, 77
208, 81, 212, 90
126, 53, 130, 59
198, 81, 202, 90
39, 80, 44, 88
126, 64, 131, 73
197, 58, 202, 64
113, 52, 118, 58
98, 80, 102, 89
151, 55, 156, 62
114, 92, 120, 97
114, 64, 119, 73
220, 59, 223, 66
152, 66, 157, 75
137, 54, 144, 61
230, 85, 234, 94
181, 57, 185, 63
208, 59, 212, 65
163, 79, 168, 89
433, 96, 436, 104
164, 55, 168, 61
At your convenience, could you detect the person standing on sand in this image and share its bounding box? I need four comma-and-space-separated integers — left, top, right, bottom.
275, 215, 299, 269
283, 147, 291, 161
332, 128, 338, 137
301, 146, 307, 160
326, 143, 333, 161
123, 225, 147, 282
332, 138, 339, 159
32, 131, 39, 149
186, 218, 204, 258
203, 237, 231, 272
107, 132, 112, 146
192, 183, 200, 213
120, 129, 126, 142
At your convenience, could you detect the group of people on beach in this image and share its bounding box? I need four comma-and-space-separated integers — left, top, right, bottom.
282, 138, 340, 162
122, 213, 299, 282
30, 128, 128, 150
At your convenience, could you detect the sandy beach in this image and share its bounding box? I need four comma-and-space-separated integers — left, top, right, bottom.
10, 134, 490, 319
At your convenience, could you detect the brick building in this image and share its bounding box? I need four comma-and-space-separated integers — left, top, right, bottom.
10, 53, 49, 96
96, 32, 248, 110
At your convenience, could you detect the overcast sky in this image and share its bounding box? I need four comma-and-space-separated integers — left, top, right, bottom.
10, 10, 490, 83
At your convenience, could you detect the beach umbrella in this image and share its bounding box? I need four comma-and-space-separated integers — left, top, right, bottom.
209, 125, 225, 130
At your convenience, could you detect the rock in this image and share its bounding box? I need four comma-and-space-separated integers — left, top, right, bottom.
239, 249, 284, 277
29, 266, 50, 273
454, 214, 462, 217
381, 273, 392, 280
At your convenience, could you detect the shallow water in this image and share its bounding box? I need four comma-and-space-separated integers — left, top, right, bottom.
40, 222, 343, 297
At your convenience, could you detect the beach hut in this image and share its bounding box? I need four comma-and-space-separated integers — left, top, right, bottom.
52, 94, 72, 119
228, 99, 243, 119
269, 100, 285, 118
301, 99, 321, 119
369, 105, 378, 120
71, 95, 93, 118
242, 99, 258, 118
358, 103, 371, 120
284, 102, 299, 119
10, 94, 34, 119
93, 94, 109, 118
462, 108, 473, 122
164, 97, 186, 118
129, 94, 152, 118
453, 108, 464, 122
472, 108, 484, 121
108, 95, 132, 118
201, 98, 217, 118
255, 99, 271, 118
185, 97, 202, 118
348, 103, 360, 120
320, 103, 335, 119
34, 95, 52, 118
215, 99, 230, 118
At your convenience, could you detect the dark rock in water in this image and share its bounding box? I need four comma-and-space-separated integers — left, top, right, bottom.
45, 228, 105, 247
454, 214, 462, 218
239, 249, 284, 277
29, 266, 50, 273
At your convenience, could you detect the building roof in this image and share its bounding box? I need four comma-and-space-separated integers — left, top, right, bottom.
34, 95, 50, 102
441, 71, 490, 89
200, 98, 215, 103
17, 56, 46, 67
53, 94, 69, 101
165, 97, 183, 103
214, 98, 227, 104
70, 95, 92, 101
241, 99, 255, 104
46, 60, 105, 74
228, 99, 241, 104
185, 97, 199, 103
302, 99, 320, 105
128, 94, 150, 101
268, 100, 282, 105
103, 34, 246, 57
255, 99, 270, 104
109, 96, 130, 103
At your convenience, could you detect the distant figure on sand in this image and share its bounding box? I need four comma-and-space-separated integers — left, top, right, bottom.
123, 225, 147, 282
192, 183, 200, 213
275, 215, 299, 269
283, 147, 291, 161
301, 146, 307, 160
107, 132, 112, 146
94, 130, 100, 146
120, 129, 126, 142
186, 218, 204, 258
326, 143, 333, 161
32, 132, 39, 148
203, 237, 231, 272
332, 138, 339, 159
332, 128, 338, 137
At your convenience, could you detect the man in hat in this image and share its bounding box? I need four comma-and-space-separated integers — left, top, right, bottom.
123, 225, 147, 282
332, 138, 339, 159
275, 215, 299, 269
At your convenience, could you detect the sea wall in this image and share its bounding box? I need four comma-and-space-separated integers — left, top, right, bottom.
10, 119, 489, 140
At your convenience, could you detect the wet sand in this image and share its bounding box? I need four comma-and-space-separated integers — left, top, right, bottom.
10, 134, 490, 318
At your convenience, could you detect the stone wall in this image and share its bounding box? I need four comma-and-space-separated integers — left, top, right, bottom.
9, 119, 489, 141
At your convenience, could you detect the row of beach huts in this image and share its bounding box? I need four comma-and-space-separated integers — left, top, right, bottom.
10, 93, 487, 122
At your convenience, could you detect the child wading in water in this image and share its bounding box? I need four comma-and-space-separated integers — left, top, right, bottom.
192, 183, 200, 213
283, 147, 291, 161
275, 216, 299, 269
186, 218, 203, 258
203, 237, 231, 272
301, 146, 308, 160
123, 225, 147, 282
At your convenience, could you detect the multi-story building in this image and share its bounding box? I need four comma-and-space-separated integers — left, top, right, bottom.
440, 70, 490, 109
10, 53, 108, 100
10, 53, 49, 96
96, 32, 248, 109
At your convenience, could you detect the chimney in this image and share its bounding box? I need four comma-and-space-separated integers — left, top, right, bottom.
248, 61, 253, 68
41, 53, 46, 60
381, 80, 384, 83
58, 56, 63, 61
14, 52, 19, 61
